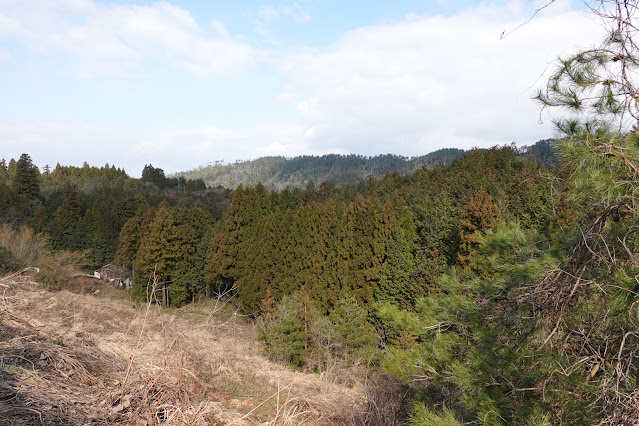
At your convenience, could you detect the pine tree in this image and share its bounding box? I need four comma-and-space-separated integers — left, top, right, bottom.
306, 200, 342, 312
343, 194, 383, 306
330, 297, 376, 361
396, 3, 639, 423
235, 209, 273, 312
52, 202, 79, 250
116, 206, 155, 269
259, 294, 306, 367
26, 204, 47, 233
210, 183, 274, 300
530, 4, 639, 421
13, 153, 40, 198
61, 180, 82, 217
388, 223, 559, 423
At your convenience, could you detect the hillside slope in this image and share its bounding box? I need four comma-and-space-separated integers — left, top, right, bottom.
0, 274, 395, 425
178, 140, 558, 191
178, 149, 466, 190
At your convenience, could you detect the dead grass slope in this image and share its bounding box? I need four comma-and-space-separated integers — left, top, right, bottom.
0, 273, 400, 425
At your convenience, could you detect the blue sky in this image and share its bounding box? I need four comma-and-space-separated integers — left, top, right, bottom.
0, 0, 603, 176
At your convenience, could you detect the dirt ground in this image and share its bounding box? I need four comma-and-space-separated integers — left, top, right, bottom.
0, 273, 399, 425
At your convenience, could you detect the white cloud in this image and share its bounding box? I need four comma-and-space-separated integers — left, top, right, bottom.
0, 120, 320, 176
255, 3, 311, 41
0, 0, 612, 174
254, 4, 311, 45
260, 7, 280, 21
209, 19, 230, 38
291, 10, 311, 24
259, 4, 310, 24
277, 2, 605, 155
0, 0, 255, 79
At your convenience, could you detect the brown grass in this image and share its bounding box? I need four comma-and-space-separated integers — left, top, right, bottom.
0, 272, 392, 425
0, 224, 48, 266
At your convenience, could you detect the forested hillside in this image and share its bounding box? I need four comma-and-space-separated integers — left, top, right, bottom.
208, 146, 554, 315
0, 159, 231, 272
3, 119, 638, 425
0, 128, 609, 422
1, 141, 569, 423
179, 141, 557, 191
178, 148, 467, 190
0, 142, 553, 301
4, 35, 639, 421
7, 0, 639, 424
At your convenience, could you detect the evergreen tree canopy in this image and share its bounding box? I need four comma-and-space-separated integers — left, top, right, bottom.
133, 203, 198, 306
13, 153, 40, 198
397, 2, 639, 424
141, 164, 166, 189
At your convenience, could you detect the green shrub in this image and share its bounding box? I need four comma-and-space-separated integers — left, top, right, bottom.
259, 295, 306, 367
373, 301, 425, 351
330, 297, 377, 362
409, 404, 459, 426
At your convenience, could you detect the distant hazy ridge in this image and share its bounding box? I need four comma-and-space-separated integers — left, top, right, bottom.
177, 140, 556, 190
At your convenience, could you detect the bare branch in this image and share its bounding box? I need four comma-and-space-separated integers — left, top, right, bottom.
500, 0, 558, 40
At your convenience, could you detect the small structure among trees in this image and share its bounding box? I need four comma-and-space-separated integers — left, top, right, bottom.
94, 263, 130, 289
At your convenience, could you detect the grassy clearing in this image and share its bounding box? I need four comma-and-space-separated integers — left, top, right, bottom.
0, 272, 393, 425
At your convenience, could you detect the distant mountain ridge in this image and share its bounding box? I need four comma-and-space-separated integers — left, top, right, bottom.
177, 140, 557, 190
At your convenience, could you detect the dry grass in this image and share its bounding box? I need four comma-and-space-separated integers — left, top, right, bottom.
0, 224, 48, 266
0, 272, 388, 425
598, 388, 639, 426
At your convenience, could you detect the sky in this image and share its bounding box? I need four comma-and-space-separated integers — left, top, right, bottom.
0, 0, 606, 177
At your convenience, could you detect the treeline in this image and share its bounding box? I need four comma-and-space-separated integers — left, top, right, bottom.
209, 146, 556, 317
1, 146, 557, 312
0, 145, 558, 319
141, 163, 207, 192
10, 139, 625, 423
0, 155, 231, 270
179, 141, 558, 191
208, 141, 639, 424
180, 149, 468, 190
211, 187, 419, 314
204, 146, 561, 385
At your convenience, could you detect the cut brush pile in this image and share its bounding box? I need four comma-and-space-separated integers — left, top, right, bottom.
0, 271, 384, 425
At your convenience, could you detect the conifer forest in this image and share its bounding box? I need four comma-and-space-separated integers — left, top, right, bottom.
4, 1, 639, 424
